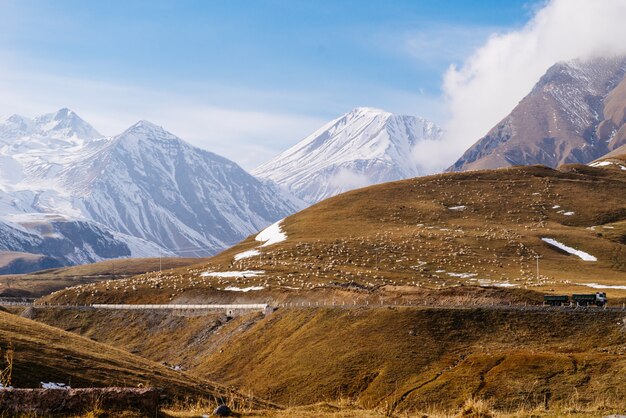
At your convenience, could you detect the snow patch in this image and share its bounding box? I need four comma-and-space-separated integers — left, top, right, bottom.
255, 219, 287, 247
589, 161, 613, 167
224, 286, 265, 292
589, 160, 626, 170
448, 205, 466, 211
582, 283, 626, 290
201, 270, 264, 278
447, 272, 478, 279
41, 382, 70, 390
541, 238, 597, 261
234, 249, 261, 261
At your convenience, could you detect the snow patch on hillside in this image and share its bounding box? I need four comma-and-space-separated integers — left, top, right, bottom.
234, 249, 261, 261
256, 220, 287, 247
582, 283, 626, 290
201, 270, 265, 278
224, 286, 265, 292
541, 238, 597, 261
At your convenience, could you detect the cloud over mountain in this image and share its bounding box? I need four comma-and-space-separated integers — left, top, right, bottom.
437, 0, 626, 171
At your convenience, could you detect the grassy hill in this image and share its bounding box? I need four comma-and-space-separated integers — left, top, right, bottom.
0, 256, 202, 299
31, 305, 626, 415
0, 309, 218, 396
43, 157, 626, 306
28, 157, 626, 415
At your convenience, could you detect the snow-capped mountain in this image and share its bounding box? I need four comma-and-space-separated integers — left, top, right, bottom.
449, 56, 626, 172
0, 109, 303, 269
252, 107, 443, 203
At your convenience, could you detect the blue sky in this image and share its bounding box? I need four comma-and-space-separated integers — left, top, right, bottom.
0, 0, 541, 168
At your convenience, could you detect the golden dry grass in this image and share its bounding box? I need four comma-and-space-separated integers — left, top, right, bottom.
0, 257, 203, 298
32, 305, 626, 414
0, 310, 277, 409
41, 162, 626, 307
25, 160, 626, 415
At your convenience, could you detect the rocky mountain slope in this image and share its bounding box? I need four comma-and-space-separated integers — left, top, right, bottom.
253, 107, 443, 203
0, 109, 302, 270
449, 56, 626, 171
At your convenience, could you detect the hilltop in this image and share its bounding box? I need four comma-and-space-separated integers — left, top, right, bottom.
44, 155, 626, 306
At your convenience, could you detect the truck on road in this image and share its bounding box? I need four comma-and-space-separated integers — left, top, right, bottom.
543, 292, 607, 307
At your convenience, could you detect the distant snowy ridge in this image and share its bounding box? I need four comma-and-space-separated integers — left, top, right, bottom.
253, 107, 443, 203
0, 109, 303, 269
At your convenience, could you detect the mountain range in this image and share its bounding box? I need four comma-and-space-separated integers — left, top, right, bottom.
0, 109, 302, 270
253, 107, 443, 203
449, 56, 626, 171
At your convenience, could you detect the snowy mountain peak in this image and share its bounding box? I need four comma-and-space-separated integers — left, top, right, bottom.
33, 108, 102, 141
0, 109, 303, 267
0, 108, 101, 143
350, 107, 391, 116
253, 108, 443, 203
121, 120, 178, 141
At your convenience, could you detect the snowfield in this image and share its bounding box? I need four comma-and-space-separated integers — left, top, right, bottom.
447, 272, 477, 279
234, 249, 261, 261
589, 160, 626, 170
256, 220, 287, 247
541, 238, 597, 261
41, 382, 70, 390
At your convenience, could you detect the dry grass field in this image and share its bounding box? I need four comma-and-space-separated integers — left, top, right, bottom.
42, 158, 626, 306
21, 157, 626, 416
0, 257, 203, 298
32, 305, 626, 415
0, 310, 282, 413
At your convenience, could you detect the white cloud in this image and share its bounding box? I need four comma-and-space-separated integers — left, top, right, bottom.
427, 0, 626, 172
328, 168, 371, 190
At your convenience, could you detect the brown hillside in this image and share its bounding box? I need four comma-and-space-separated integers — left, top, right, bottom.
196, 307, 626, 412
31, 306, 626, 413
43, 161, 626, 306
0, 310, 227, 400
0, 256, 202, 298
